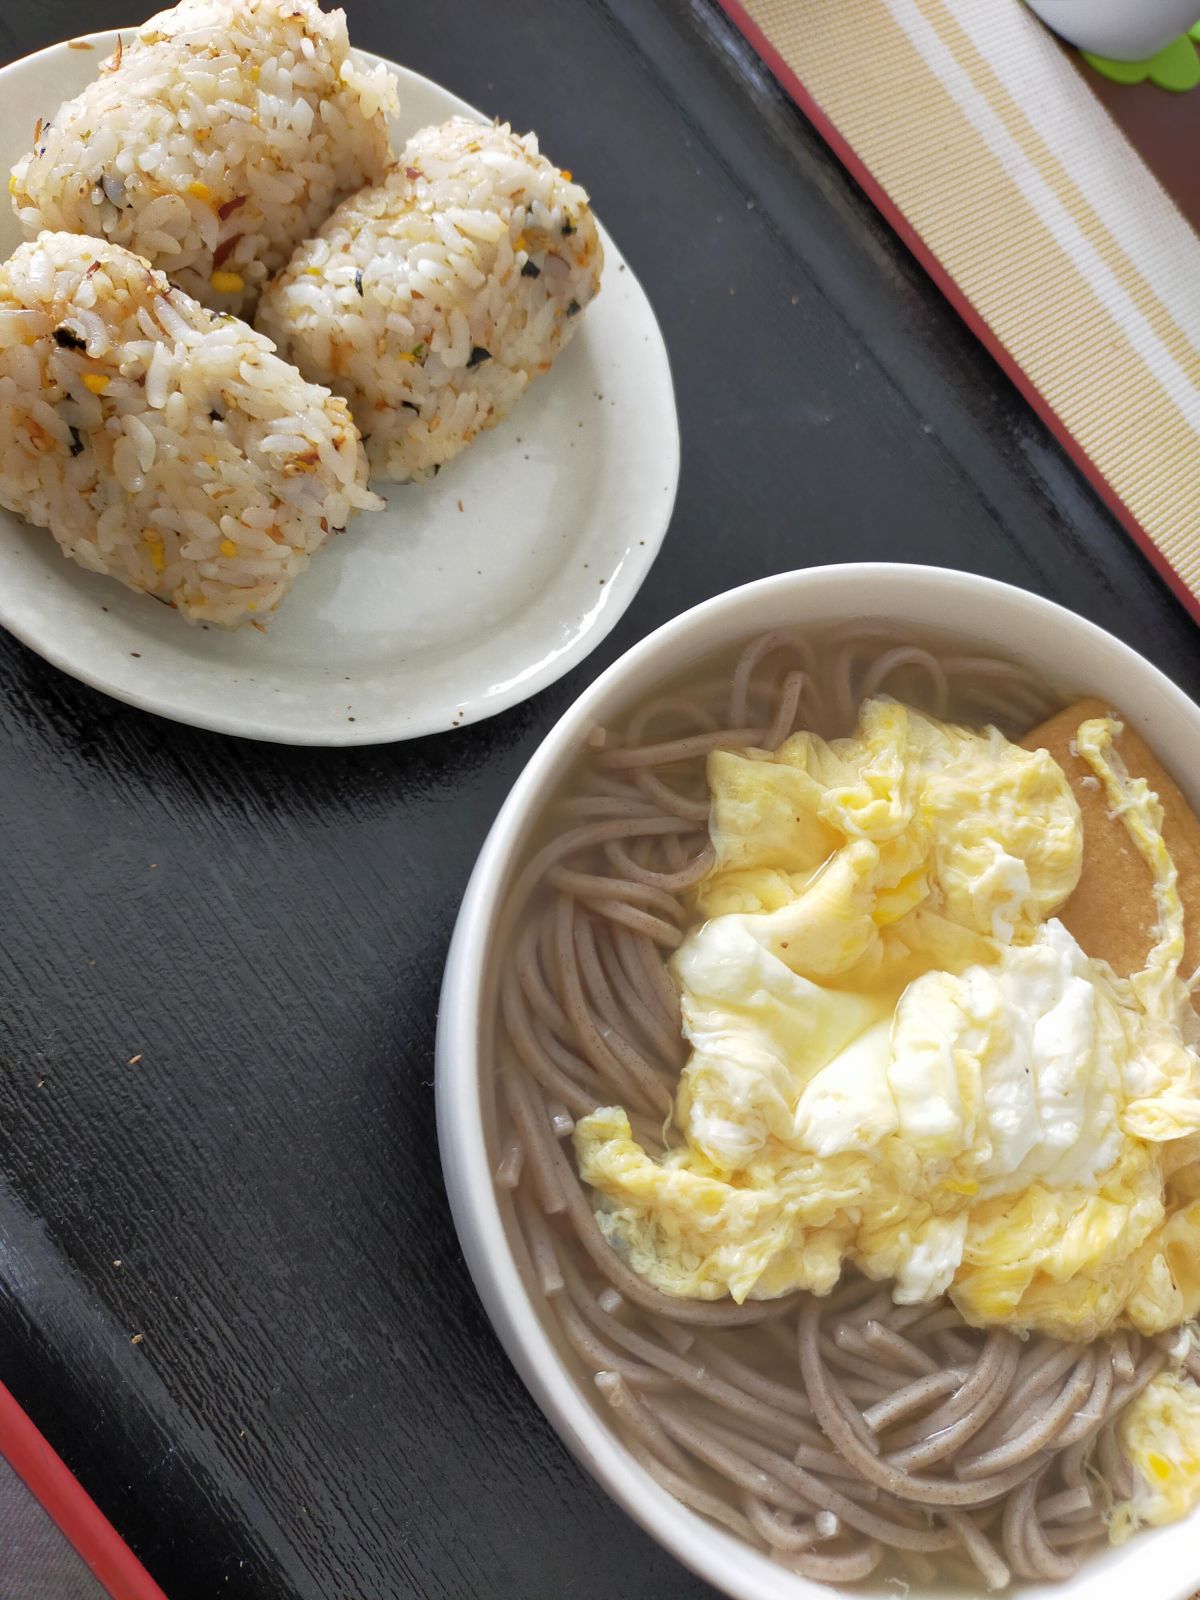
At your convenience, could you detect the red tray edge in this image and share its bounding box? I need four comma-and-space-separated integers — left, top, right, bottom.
0, 1378, 168, 1600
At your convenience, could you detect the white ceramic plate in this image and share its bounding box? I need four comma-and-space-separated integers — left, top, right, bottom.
0, 33, 678, 743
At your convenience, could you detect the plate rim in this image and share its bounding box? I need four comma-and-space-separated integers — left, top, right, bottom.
0, 32, 680, 745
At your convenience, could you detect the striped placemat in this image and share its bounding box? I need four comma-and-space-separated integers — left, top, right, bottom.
719, 0, 1200, 622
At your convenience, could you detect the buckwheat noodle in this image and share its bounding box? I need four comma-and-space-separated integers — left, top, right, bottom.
492, 627, 1159, 1588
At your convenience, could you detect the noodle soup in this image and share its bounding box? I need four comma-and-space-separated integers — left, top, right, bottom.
485, 623, 1200, 1591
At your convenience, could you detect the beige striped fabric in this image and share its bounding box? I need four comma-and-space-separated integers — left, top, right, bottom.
734, 0, 1200, 614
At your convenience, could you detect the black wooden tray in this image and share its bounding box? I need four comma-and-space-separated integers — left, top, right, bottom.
0, 1, 1197, 1596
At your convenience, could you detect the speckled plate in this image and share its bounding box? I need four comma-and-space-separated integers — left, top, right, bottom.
0, 33, 678, 744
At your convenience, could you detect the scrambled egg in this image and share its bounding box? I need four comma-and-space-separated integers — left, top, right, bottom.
1112, 1366, 1200, 1539
574, 700, 1200, 1340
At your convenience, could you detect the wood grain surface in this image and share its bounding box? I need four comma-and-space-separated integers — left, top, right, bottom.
1, 1, 1198, 1596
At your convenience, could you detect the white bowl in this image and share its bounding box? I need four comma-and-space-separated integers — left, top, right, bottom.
1025, 0, 1200, 61
435, 563, 1200, 1600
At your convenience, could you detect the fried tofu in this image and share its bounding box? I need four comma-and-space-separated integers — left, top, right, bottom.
1021, 697, 1200, 992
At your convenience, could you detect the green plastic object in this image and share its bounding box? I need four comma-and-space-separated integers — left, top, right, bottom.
1083, 30, 1200, 91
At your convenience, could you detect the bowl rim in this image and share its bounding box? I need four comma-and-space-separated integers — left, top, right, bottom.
435, 562, 1200, 1600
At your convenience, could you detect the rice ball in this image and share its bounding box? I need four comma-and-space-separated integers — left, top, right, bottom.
9, 0, 397, 318
256, 117, 603, 483
0, 232, 380, 626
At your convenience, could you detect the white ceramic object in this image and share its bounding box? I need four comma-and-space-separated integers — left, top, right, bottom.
1026, 0, 1200, 60
0, 33, 678, 744
437, 564, 1200, 1600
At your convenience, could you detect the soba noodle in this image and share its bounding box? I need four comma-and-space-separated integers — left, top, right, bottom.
492, 627, 1164, 1588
